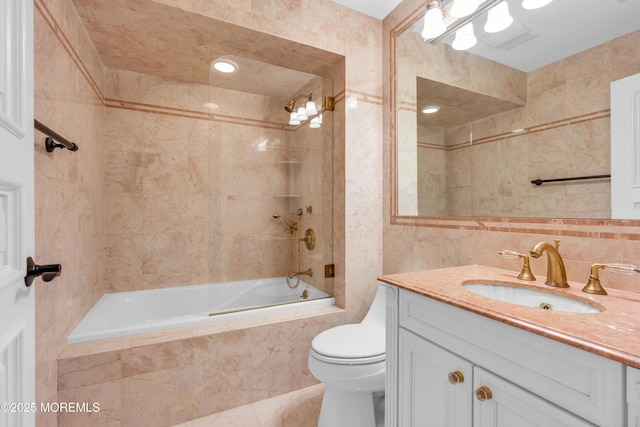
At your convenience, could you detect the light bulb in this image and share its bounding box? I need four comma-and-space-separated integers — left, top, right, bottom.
421, 2, 446, 39
522, 0, 553, 9
295, 106, 308, 121
305, 101, 318, 116
450, 0, 478, 18
309, 116, 321, 129
452, 23, 477, 51
289, 112, 300, 125
484, 1, 513, 33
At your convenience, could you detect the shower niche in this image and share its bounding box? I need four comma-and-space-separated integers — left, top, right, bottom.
275, 159, 302, 199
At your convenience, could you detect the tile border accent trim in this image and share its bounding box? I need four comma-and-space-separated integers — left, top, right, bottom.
416, 110, 611, 150
35, 0, 105, 103
391, 215, 640, 239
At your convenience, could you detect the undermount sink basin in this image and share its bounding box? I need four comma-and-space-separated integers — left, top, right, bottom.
463, 283, 601, 313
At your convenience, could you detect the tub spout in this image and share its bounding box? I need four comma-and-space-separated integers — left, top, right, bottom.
289, 268, 313, 279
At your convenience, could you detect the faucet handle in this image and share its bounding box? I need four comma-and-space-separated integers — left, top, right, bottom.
583, 263, 640, 295
554, 239, 561, 251
498, 250, 536, 281
583, 263, 607, 295
603, 263, 640, 275
498, 250, 520, 259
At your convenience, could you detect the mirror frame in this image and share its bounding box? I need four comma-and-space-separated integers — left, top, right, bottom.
388, 3, 640, 238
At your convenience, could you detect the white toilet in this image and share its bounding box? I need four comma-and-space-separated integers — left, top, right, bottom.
308, 284, 386, 427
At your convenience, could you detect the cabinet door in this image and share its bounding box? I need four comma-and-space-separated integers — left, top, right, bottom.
399, 329, 472, 427
473, 367, 596, 427
629, 406, 640, 427
628, 367, 640, 426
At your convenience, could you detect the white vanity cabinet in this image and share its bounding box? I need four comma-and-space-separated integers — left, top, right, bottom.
628, 366, 640, 425
385, 286, 627, 427
399, 329, 595, 426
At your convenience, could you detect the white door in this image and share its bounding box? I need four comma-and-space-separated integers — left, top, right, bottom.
0, 1, 35, 426
611, 72, 640, 219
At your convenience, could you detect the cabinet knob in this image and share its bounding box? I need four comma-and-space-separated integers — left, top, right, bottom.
475, 386, 493, 401
448, 371, 465, 384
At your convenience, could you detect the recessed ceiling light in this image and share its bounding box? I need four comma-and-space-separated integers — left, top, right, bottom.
422, 106, 440, 114
211, 58, 239, 73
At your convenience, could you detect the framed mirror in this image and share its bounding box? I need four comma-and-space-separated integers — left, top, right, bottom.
392, 0, 640, 221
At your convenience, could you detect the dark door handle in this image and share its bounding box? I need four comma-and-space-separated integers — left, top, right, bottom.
25, 257, 61, 287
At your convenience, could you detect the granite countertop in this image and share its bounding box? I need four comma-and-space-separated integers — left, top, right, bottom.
379, 264, 640, 369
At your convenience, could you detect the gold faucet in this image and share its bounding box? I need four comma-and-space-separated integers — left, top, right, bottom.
529, 241, 569, 288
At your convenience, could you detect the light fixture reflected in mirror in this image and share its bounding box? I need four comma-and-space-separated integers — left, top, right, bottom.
296, 106, 308, 121
285, 93, 314, 113
306, 101, 318, 116
289, 112, 301, 125
309, 114, 323, 129
285, 93, 322, 127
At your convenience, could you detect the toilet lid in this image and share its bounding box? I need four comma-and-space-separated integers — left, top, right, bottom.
311, 324, 385, 361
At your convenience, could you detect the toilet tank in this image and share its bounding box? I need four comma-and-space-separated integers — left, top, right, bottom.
361, 283, 386, 329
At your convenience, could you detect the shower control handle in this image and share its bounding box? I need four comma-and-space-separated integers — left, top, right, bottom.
302, 229, 315, 250
24, 257, 61, 287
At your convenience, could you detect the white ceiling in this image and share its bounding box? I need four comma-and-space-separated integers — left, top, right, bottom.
328, 0, 403, 20
459, 0, 640, 72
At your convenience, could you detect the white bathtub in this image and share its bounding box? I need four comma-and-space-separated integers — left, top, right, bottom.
68, 277, 334, 344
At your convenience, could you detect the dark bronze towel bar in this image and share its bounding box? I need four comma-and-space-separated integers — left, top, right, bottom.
531, 174, 610, 186
34, 119, 79, 152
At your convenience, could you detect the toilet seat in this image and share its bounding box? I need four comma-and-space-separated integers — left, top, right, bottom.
311, 324, 385, 365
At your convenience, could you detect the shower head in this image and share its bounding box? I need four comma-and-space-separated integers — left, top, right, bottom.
273, 214, 296, 231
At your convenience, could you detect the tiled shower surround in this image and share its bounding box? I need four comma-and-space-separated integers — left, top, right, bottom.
102, 68, 335, 296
